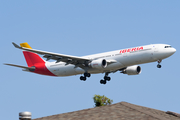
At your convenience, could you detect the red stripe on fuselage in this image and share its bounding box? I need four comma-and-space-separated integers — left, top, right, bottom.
23, 51, 56, 76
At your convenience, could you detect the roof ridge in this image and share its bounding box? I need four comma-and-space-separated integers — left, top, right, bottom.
120, 102, 169, 120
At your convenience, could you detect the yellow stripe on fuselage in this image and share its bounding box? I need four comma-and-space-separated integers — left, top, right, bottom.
20, 42, 32, 49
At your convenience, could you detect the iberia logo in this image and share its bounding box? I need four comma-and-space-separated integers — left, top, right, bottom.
120, 47, 143, 53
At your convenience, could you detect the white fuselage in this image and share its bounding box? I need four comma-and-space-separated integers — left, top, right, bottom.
46, 44, 176, 76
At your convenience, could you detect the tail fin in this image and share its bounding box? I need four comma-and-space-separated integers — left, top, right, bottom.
20, 42, 45, 67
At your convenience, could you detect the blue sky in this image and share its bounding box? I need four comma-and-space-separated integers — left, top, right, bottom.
1, 1, 180, 119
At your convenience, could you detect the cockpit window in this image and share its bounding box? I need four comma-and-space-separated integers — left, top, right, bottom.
165, 46, 172, 48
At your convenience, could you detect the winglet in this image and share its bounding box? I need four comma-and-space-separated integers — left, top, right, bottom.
20, 42, 32, 49
12, 42, 32, 49
12, 42, 21, 48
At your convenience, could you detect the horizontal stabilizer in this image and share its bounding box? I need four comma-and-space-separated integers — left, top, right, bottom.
4, 63, 35, 71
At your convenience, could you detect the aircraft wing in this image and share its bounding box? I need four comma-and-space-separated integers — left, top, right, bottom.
12, 42, 91, 66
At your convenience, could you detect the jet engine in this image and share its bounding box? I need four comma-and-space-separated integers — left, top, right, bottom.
121, 65, 141, 75
89, 59, 107, 69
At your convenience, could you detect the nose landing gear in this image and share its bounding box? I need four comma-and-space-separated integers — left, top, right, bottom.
157, 60, 162, 68
157, 64, 161, 68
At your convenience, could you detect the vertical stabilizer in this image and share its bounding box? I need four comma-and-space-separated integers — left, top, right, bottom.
10, 42, 55, 76
20, 43, 45, 67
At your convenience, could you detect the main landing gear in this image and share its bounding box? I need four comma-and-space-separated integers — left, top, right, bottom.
80, 72, 91, 81
80, 72, 111, 84
157, 60, 162, 68
100, 72, 111, 85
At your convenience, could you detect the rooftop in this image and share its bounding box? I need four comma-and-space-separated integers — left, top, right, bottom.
33, 102, 180, 120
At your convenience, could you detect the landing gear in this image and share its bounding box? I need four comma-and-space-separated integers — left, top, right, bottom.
100, 72, 111, 84
84, 73, 91, 77
80, 76, 86, 81
157, 64, 162, 68
80, 72, 91, 81
157, 60, 162, 68
104, 76, 111, 81
100, 79, 107, 84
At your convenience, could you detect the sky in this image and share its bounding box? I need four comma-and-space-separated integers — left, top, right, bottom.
1, 1, 180, 119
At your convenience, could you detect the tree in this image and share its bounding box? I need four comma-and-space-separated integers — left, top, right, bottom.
93, 94, 113, 107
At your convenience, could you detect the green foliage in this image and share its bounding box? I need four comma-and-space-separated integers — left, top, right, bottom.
93, 94, 113, 107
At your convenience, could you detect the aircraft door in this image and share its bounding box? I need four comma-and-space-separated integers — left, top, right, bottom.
152, 45, 160, 61
154, 45, 159, 52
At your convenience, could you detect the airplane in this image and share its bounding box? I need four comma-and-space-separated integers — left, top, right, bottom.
4, 42, 176, 84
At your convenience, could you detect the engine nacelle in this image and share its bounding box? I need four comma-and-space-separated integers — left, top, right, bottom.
89, 59, 107, 69
121, 65, 141, 75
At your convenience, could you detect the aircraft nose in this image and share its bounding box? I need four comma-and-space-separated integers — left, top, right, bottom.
169, 48, 176, 55
172, 48, 176, 54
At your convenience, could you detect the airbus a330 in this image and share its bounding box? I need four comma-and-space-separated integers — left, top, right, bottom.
5, 42, 176, 84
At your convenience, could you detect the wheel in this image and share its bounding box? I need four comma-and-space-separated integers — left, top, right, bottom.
80, 76, 84, 80
100, 80, 104, 84
157, 64, 162, 68
107, 77, 111, 81
104, 76, 111, 81
87, 73, 91, 77
80, 76, 86, 81
103, 80, 107, 84
100, 80, 106, 84
84, 73, 91, 77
